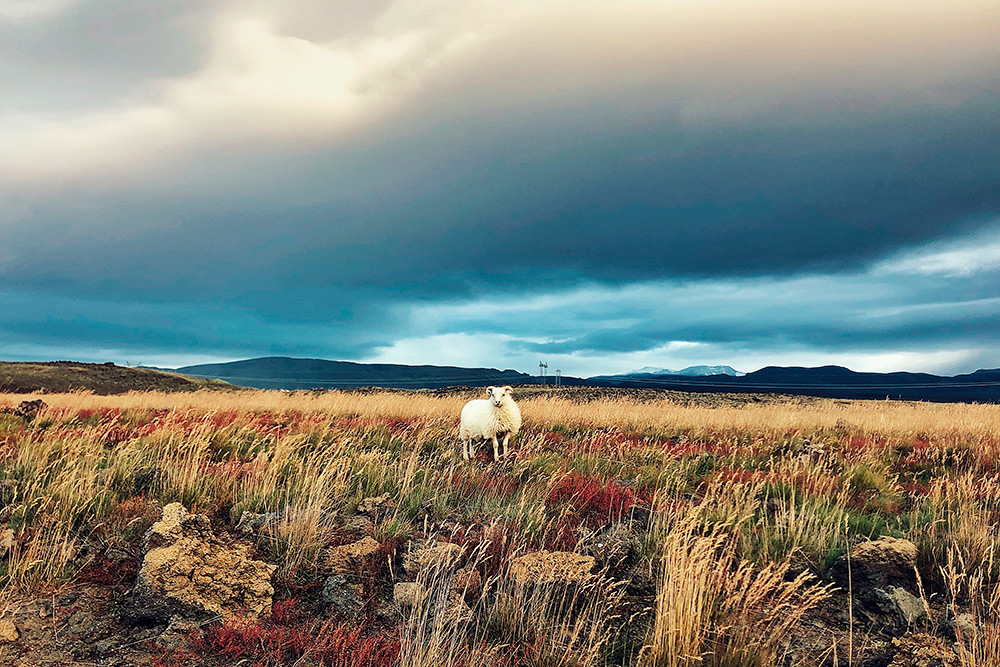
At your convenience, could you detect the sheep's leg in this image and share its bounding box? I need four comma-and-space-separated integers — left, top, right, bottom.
462, 437, 471, 461
491, 435, 500, 462
501, 433, 510, 459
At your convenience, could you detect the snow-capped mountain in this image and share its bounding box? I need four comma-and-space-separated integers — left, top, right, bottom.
626, 365, 744, 377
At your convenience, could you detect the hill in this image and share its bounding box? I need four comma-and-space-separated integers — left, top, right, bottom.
592, 364, 1000, 402
0, 361, 234, 394
170, 356, 1000, 403
175, 356, 535, 390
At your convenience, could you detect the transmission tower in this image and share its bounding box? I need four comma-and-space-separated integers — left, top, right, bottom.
539, 361, 548, 384
555, 369, 562, 387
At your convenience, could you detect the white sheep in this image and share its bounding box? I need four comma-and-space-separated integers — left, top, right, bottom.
459, 385, 522, 461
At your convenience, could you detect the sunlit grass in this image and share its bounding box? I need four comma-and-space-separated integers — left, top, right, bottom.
2, 388, 1000, 664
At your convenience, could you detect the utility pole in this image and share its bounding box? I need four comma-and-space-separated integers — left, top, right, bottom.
539, 361, 548, 384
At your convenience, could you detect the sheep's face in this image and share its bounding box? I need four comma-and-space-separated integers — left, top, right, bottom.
486, 385, 509, 407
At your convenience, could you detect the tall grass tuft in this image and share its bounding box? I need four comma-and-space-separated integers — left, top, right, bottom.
643, 510, 832, 667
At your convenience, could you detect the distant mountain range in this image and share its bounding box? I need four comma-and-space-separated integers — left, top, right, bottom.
168, 357, 1000, 403
591, 364, 1000, 402
624, 365, 744, 377
175, 357, 534, 390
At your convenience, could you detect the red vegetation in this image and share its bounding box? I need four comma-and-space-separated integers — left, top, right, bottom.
190, 608, 401, 667
78, 554, 139, 585
546, 473, 638, 530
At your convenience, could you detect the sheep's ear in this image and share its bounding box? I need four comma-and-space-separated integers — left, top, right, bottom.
503, 385, 513, 395
486, 386, 495, 396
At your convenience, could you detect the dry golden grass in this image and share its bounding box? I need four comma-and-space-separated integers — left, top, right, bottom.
642, 490, 833, 667
4, 388, 1000, 665
13, 389, 1000, 441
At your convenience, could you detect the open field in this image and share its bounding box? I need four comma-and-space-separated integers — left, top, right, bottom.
2, 387, 1000, 666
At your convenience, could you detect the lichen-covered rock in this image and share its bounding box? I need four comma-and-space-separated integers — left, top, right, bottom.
830, 537, 918, 591
326, 536, 381, 573
393, 582, 426, 609
403, 540, 464, 576
129, 503, 276, 622
452, 566, 482, 601
322, 574, 364, 617
357, 494, 397, 519
509, 551, 595, 586
235, 510, 284, 537
0, 618, 18, 643
155, 616, 203, 652
829, 537, 925, 636
888, 633, 956, 667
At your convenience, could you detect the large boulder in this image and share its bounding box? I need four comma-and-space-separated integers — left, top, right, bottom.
829, 537, 925, 635
830, 537, 919, 591
129, 503, 276, 622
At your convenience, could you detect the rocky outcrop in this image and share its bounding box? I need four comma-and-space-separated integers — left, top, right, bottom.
0, 619, 18, 643
357, 494, 397, 520
509, 551, 595, 586
321, 574, 364, 617
128, 503, 276, 622
393, 582, 426, 609
12, 399, 46, 420
403, 540, 464, 576
326, 536, 381, 573
829, 537, 926, 636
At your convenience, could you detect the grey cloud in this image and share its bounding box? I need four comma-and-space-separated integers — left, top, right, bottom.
5, 89, 997, 306
0, 288, 397, 361
0, 0, 223, 111
1, 1, 998, 371
264, 0, 398, 42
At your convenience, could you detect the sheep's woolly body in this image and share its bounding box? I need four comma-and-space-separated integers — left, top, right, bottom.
460, 399, 521, 440
459, 388, 521, 461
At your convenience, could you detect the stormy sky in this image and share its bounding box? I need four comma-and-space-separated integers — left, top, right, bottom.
1, 0, 998, 377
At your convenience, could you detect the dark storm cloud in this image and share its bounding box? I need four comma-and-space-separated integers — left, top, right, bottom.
4, 88, 997, 306
0, 288, 398, 362
1, 0, 998, 371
